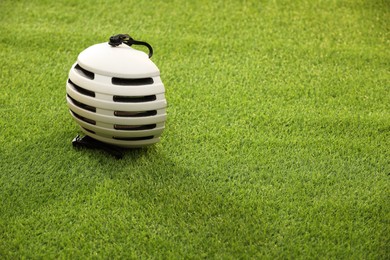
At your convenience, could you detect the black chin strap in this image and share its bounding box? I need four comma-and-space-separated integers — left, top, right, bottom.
108, 34, 153, 58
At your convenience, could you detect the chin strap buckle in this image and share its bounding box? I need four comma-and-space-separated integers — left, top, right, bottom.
109, 34, 153, 58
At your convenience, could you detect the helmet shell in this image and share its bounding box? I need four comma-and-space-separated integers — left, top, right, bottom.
66, 43, 167, 148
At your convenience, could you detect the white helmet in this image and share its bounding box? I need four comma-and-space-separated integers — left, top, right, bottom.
66, 35, 167, 148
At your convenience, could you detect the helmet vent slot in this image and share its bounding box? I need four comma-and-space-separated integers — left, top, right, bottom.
67, 95, 96, 113
114, 110, 157, 117
68, 80, 95, 97
75, 64, 95, 80
114, 124, 156, 131
70, 110, 96, 125
113, 95, 156, 103
112, 77, 154, 86
113, 136, 154, 141
82, 127, 96, 134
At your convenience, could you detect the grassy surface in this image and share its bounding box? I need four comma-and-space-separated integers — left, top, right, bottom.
0, 0, 389, 258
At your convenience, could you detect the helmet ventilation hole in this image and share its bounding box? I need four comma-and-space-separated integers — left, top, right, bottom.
75, 64, 95, 80
67, 95, 96, 112
68, 79, 95, 97
71, 111, 96, 125
113, 95, 156, 103
114, 110, 157, 117
82, 127, 96, 134
113, 135, 154, 141
113, 136, 154, 141
114, 124, 156, 131
112, 77, 154, 86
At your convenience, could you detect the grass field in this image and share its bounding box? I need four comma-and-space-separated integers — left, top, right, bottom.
0, 0, 389, 258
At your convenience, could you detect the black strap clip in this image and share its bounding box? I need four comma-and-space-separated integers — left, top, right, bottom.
109, 34, 153, 58
72, 135, 124, 159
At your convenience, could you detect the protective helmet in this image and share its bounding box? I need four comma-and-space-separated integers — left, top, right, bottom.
66, 34, 167, 148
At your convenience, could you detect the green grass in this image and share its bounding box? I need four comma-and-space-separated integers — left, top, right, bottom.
0, 0, 389, 258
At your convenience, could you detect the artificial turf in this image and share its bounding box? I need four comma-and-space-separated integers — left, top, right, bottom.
0, 0, 389, 258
